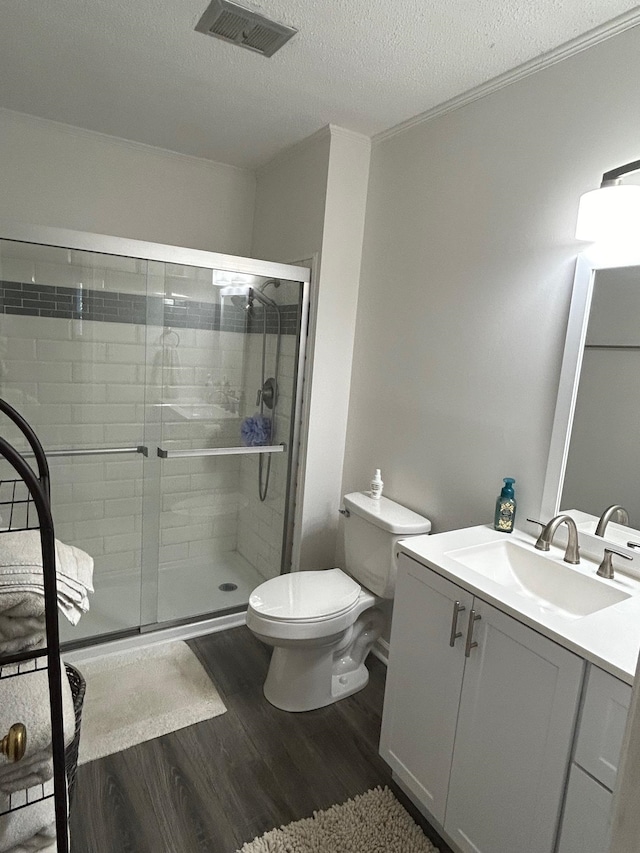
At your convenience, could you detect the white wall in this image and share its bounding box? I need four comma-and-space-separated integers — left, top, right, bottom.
0, 109, 256, 254
343, 24, 640, 534
251, 126, 370, 569
303, 129, 371, 568
251, 127, 331, 264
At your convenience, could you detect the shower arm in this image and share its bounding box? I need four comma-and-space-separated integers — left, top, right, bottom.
249, 288, 278, 310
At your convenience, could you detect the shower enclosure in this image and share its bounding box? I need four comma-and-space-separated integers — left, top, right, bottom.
0, 224, 310, 645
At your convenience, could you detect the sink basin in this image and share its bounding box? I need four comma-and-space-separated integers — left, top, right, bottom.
445, 539, 631, 620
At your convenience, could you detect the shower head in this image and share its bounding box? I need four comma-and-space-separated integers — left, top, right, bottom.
230, 294, 251, 310
219, 281, 279, 311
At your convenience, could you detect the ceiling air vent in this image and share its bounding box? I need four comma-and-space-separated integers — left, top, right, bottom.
195, 0, 297, 58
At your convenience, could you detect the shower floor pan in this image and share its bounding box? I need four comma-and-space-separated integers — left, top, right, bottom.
157, 550, 267, 623
60, 551, 270, 645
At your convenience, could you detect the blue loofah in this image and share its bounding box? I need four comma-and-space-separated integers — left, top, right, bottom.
240, 414, 272, 446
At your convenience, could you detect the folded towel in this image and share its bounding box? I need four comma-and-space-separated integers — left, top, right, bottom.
0, 781, 58, 853
0, 748, 58, 796
5, 835, 57, 853
0, 579, 88, 628
0, 532, 93, 592
0, 663, 74, 795
0, 588, 47, 659
0, 532, 93, 632
5, 834, 57, 853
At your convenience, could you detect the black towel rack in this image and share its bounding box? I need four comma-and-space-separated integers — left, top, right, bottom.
0, 399, 69, 853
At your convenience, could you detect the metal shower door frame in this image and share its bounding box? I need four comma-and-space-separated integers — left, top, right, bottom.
0, 220, 312, 631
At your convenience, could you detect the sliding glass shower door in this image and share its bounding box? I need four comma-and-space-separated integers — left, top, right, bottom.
144, 262, 305, 627
0, 228, 308, 645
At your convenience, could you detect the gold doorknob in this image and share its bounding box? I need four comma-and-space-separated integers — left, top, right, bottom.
1, 723, 27, 762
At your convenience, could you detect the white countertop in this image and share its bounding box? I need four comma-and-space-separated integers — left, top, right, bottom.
398, 525, 640, 685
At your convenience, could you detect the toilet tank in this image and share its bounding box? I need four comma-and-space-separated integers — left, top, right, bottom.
342, 492, 431, 598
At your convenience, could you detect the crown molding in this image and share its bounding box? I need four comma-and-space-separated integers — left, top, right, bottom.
0, 107, 252, 176
327, 125, 371, 148
374, 9, 640, 146
256, 124, 371, 175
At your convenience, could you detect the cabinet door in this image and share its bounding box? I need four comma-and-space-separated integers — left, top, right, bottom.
444, 600, 584, 853
380, 554, 473, 823
574, 665, 631, 791
556, 765, 612, 853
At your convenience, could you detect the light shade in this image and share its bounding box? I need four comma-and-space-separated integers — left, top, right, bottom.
576, 183, 640, 242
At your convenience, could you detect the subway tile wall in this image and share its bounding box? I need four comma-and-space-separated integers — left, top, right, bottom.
237, 332, 298, 581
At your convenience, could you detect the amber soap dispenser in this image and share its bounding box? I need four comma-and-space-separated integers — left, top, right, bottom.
494, 477, 517, 533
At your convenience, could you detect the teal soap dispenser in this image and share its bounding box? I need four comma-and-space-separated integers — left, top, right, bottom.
494, 478, 517, 533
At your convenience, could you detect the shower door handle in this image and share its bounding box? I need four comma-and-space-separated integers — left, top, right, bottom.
24, 446, 148, 458
157, 444, 285, 459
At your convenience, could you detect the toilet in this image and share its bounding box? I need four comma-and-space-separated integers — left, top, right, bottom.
246, 491, 431, 712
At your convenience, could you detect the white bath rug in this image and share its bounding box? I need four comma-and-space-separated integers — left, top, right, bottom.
237, 786, 440, 853
76, 640, 226, 764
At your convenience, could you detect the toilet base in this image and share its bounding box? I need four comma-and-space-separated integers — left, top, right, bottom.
263, 645, 370, 712
260, 607, 384, 712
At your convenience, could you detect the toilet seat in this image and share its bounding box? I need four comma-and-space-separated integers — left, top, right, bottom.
246, 569, 376, 643
249, 568, 361, 622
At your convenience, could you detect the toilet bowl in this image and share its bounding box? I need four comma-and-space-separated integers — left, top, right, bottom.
247, 568, 385, 711
246, 491, 431, 712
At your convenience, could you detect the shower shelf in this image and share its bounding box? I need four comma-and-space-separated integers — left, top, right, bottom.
157, 444, 285, 459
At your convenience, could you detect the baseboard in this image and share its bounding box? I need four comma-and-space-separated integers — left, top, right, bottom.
63, 610, 247, 664
371, 637, 390, 666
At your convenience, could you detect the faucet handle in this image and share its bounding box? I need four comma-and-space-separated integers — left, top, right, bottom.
597, 547, 632, 580
526, 518, 550, 551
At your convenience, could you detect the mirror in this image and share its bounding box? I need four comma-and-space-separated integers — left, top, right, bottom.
561, 266, 640, 522
542, 252, 640, 560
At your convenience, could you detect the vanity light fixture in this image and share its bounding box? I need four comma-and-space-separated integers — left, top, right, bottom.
576, 158, 640, 242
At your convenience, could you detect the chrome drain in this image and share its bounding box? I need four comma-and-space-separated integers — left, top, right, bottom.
218, 582, 238, 592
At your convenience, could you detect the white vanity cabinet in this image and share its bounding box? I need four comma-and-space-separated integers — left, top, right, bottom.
380, 553, 585, 853
556, 665, 631, 853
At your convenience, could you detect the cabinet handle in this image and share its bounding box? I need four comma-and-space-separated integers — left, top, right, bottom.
449, 600, 466, 647
464, 609, 481, 657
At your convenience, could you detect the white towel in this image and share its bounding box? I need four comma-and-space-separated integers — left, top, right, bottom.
0, 781, 59, 853
0, 663, 74, 795
0, 532, 93, 632
0, 749, 58, 797
0, 612, 45, 659
5, 832, 57, 853
0, 532, 93, 592
151, 339, 182, 400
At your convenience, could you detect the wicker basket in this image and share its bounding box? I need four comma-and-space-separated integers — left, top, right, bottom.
64, 663, 86, 808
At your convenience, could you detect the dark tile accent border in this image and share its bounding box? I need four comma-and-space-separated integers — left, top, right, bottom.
0, 281, 300, 335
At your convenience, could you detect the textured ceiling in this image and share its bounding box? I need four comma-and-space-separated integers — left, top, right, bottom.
0, 0, 638, 169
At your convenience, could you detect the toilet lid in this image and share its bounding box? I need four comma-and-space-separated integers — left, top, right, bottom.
249, 568, 361, 621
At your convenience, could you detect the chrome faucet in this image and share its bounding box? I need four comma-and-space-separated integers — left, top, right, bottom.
527, 515, 580, 564
595, 505, 629, 537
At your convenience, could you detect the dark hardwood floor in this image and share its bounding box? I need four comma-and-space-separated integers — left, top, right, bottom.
69, 626, 450, 852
